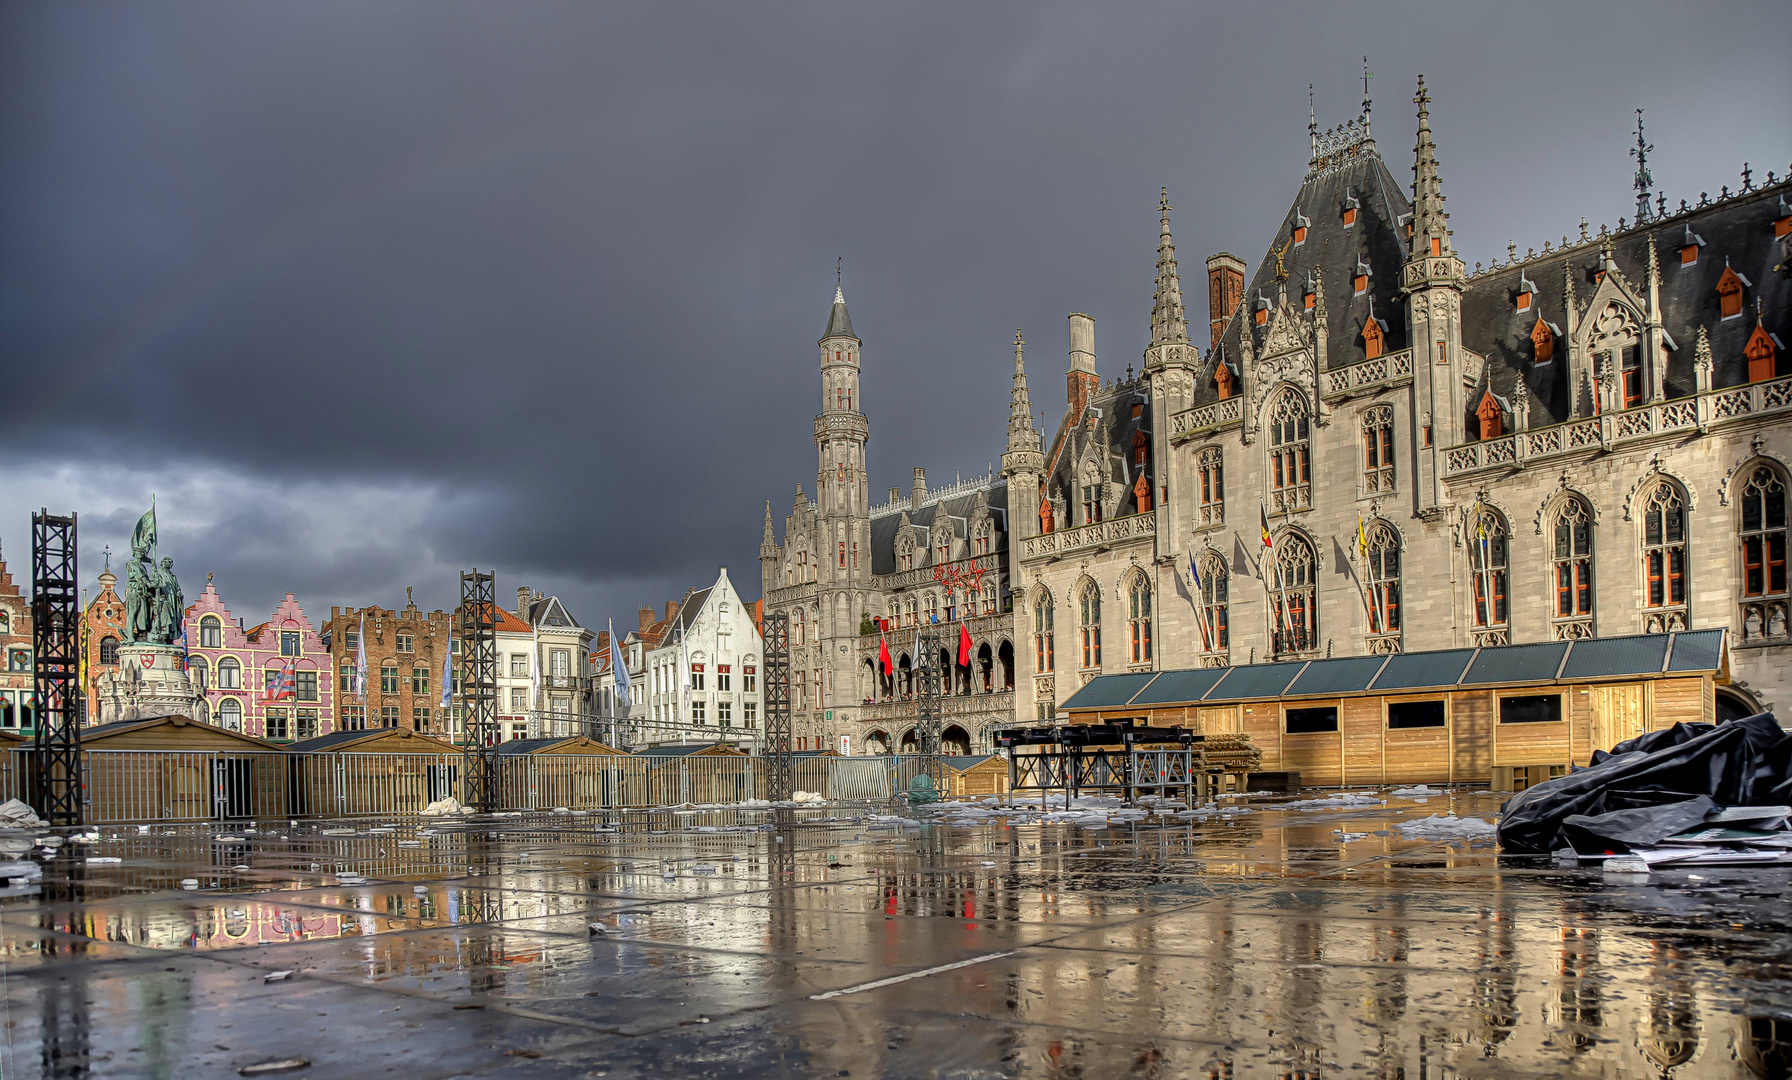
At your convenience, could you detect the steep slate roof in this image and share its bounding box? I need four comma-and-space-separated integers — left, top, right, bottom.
526, 595, 582, 630
1462, 181, 1791, 428
822, 286, 857, 340
667, 588, 712, 636
1042, 380, 1151, 521
867, 482, 1008, 577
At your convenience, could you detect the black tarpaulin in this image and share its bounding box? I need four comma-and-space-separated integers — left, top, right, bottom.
1497, 713, 1792, 854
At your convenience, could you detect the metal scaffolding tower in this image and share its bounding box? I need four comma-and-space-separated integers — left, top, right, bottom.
458, 570, 499, 812
915, 629, 944, 795
31, 511, 82, 826
761, 610, 792, 800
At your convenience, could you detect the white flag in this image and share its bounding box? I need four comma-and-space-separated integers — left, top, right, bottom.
609, 619, 631, 708
529, 617, 540, 709
355, 614, 368, 699
439, 621, 453, 709
679, 626, 690, 719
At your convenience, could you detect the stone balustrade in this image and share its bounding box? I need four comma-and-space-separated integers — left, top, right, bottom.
1019, 511, 1155, 561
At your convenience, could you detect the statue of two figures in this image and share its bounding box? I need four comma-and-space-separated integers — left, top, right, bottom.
123, 505, 183, 645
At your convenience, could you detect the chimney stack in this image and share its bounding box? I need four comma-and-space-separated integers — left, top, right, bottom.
1205, 253, 1246, 350
911, 467, 927, 512
889, 486, 901, 506
517, 586, 531, 618
665, 600, 679, 623
638, 604, 654, 632
1066, 313, 1098, 417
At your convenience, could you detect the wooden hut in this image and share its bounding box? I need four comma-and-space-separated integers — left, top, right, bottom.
941, 755, 1009, 797
80, 714, 284, 822
495, 736, 631, 810
1060, 630, 1729, 789
286, 728, 461, 817
641, 743, 751, 805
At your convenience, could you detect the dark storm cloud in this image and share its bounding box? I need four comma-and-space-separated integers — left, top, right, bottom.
3, 2, 1786, 622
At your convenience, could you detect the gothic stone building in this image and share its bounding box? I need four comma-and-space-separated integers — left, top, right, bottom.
760, 288, 1019, 755
1009, 77, 1790, 724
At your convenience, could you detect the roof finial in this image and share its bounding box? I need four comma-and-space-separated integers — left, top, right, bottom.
1631, 108, 1654, 222
1361, 56, 1373, 120
1149, 188, 1189, 350
1308, 83, 1317, 156
837, 255, 842, 288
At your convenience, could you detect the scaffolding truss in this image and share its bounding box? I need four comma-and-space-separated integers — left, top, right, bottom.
914, 630, 944, 795
997, 720, 1201, 805
761, 611, 792, 800
458, 570, 499, 811
31, 511, 82, 826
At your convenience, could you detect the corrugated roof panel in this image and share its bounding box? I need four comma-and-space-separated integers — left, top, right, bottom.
1462, 641, 1569, 685
1060, 672, 1159, 711
1559, 635, 1670, 679
1130, 667, 1231, 706
1201, 661, 1306, 702
1667, 629, 1726, 672
1286, 655, 1389, 697
1369, 648, 1477, 690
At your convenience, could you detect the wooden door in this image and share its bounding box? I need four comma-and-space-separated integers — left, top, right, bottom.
1197, 706, 1240, 735
1589, 684, 1645, 754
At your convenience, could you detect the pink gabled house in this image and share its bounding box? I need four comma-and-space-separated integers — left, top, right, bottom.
182, 583, 333, 742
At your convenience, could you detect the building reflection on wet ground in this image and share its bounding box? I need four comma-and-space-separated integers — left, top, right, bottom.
0, 792, 1788, 1078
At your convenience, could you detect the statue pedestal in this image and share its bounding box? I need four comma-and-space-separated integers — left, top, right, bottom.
93, 643, 207, 726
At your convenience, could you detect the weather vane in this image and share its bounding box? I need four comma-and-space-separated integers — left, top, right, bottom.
837, 256, 842, 287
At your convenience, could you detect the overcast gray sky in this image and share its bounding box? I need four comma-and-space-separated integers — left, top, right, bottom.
3, 2, 1786, 630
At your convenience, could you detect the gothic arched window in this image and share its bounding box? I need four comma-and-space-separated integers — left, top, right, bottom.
1198, 554, 1229, 657
1269, 390, 1311, 513
1641, 482, 1688, 626
1197, 447, 1224, 525
1552, 497, 1595, 635
1078, 583, 1101, 670
1739, 465, 1788, 643
1033, 591, 1054, 674
200, 616, 221, 649
1271, 534, 1317, 655
1081, 466, 1104, 525
1127, 575, 1152, 664
1362, 406, 1395, 493
1468, 506, 1509, 642
1365, 522, 1401, 645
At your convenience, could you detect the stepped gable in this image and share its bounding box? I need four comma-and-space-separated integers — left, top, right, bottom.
1041, 375, 1152, 522
1462, 178, 1792, 428
1201, 144, 1412, 406
867, 479, 1007, 577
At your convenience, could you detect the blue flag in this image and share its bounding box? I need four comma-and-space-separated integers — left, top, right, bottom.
609, 621, 631, 708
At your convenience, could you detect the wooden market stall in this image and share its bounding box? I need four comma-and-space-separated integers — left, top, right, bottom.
285, 728, 461, 817
80, 714, 285, 821
641, 742, 751, 805
940, 755, 1009, 797
495, 735, 631, 810
1059, 630, 1728, 789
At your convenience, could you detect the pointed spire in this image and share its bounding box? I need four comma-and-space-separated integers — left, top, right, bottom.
1150, 188, 1189, 347
762, 501, 775, 544
1409, 75, 1450, 259
1308, 84, 1317, 160
1631, 109, 1655, 222
821, 268, 857, 341
1007, 329, 1040, 454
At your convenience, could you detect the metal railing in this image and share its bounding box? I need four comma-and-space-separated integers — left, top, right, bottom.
5, 749, 1005, 823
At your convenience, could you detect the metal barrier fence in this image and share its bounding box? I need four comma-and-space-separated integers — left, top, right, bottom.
1, 749, 980, 824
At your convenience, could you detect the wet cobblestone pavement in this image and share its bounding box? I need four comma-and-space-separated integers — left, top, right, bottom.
1, 790, 1789, 1078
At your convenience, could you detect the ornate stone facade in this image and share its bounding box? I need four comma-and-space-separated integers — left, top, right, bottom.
1015, 79, 1791, 721
760, 288, 1017, 754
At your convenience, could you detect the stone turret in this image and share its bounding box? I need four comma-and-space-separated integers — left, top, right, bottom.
1002, 330, 1044, 546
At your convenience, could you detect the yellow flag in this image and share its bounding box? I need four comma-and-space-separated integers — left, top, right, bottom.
1356, 512, 1369, 559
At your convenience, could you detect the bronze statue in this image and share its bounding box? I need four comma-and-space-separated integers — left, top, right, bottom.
122, 504, 182, 646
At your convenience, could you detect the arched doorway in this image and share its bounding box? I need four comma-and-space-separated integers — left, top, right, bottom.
899, 728, 918, 753
898, 654, 912, 697
997, 640, 1014, 690
941, 725, 971, 756
864, 729, 891, 754
1717, 688, 1762, 723
976, 643, 994, 693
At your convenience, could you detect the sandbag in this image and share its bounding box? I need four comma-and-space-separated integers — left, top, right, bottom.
1497, 713, 1791, 854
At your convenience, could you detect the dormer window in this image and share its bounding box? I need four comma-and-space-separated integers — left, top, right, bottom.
1777, 196, 1791, 239
1352, 257, 1370, 296
1214, 362, 1234, 400
1130, 403, 1143, 419
1680, 224, 1705, 265
1476, 391, 1503, 440
1747, 322, 1781, 384
1292, 212, 1310, 246
1717, 263, 1750, 320
1341, 193, 1359, 227
1302, 273, 1316, 310
1362, 318, 1385, 360
1516, 291, 1532, 312
1516, 271, 1536, 312
1531, 316, 1558, 365
1253, 292, 1270, 326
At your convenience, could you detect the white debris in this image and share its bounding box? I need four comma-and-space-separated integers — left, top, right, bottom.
420, 797, 462, 817
790, 791, 826, 804
1394, 814, 1497, 840
1280, 793, 1386, 811
0, 800, 44, 829
181, 878, 199, 890
1389, 785, 1444, 798
1603, 856, 1651, 877
263, 969, 295, 983
0, 861, 43, 879
86, 857, 123, 865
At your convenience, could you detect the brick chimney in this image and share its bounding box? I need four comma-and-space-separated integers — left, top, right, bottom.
664, 600, 679, 623
638, 604, 655, 632
911, 467, 926, 512
1205, 253, 1246, 350
1066, 313, 1097, 417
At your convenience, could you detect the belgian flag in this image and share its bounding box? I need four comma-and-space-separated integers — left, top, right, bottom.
1259, 503, 1274, 550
